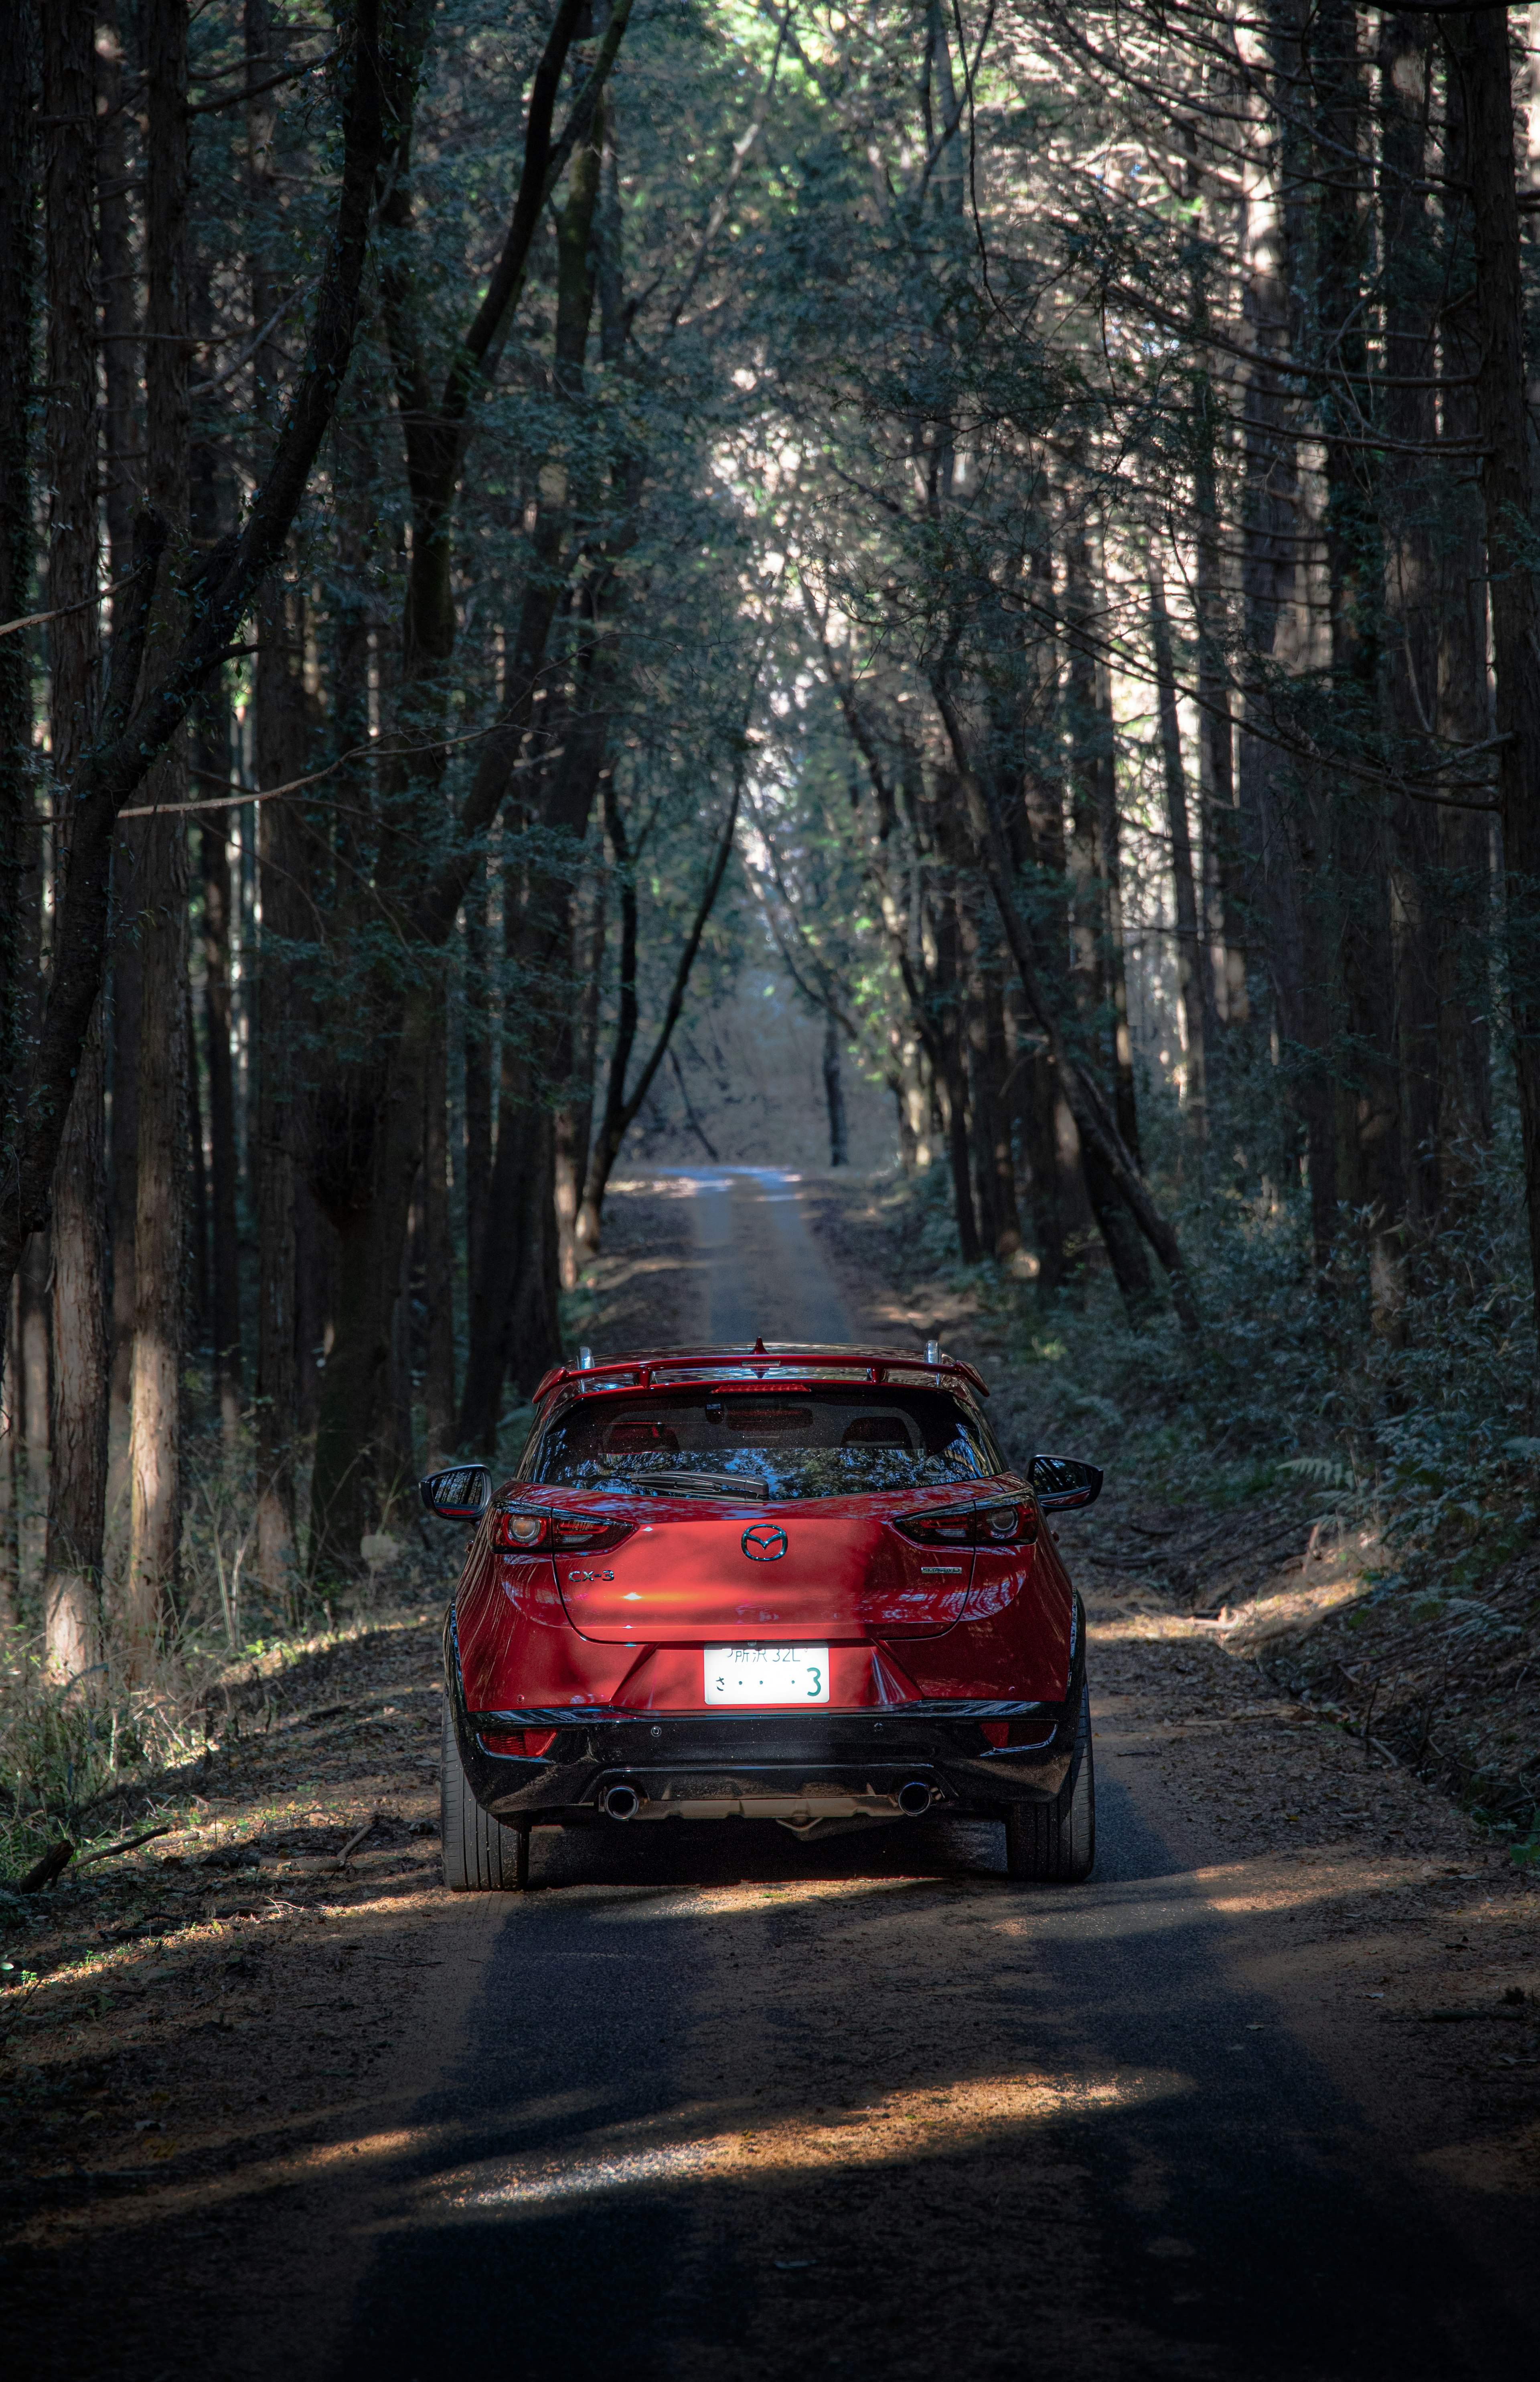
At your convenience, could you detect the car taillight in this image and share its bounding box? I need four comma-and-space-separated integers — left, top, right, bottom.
977, 1501, 1038, 1546
896, 1508, 974, 1546
896, 1502, 1037, 1548
492, 1509, 633, 1554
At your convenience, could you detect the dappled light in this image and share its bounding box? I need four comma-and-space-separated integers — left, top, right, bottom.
8, 0, 1540, 2368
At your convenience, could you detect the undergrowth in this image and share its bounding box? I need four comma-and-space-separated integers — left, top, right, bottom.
0, 1396, 457, 1886
858, 1110, 1540, 1857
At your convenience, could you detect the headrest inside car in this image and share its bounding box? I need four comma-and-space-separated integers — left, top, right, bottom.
841, 1416, 911, 1446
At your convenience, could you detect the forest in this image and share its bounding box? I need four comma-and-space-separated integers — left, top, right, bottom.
2, 0, 1539, 1796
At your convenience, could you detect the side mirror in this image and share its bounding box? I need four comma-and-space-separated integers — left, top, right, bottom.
1031, 1454, 1103, 1513
419, 1464, 491, 1521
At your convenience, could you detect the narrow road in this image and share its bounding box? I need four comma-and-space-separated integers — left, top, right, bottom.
678, 1165, 855, 1342
316, 1172, 1534, 2381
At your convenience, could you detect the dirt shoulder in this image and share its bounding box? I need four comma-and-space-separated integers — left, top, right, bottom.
798, 1167, 1540, 2303
0, 1173, 711, 2380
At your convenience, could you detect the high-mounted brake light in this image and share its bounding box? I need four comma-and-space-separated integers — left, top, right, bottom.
492, 1508, 634, 1555
896, 1501, 1037, 1549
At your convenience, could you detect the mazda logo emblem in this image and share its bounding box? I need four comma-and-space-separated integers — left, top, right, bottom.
742, 1524, 788, 1562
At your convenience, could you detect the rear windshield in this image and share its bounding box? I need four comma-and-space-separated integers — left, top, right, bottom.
521, 1385, 1005, 1501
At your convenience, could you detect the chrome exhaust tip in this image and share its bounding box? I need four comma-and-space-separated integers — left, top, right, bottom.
602, 1782, 642, 1821
897, 1778, 934, 1817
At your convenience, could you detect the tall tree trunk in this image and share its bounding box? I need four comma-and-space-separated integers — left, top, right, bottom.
43, 0, 98, 774
1008, 565, 1086, 1290
107, 924, 142, 1492
1317, 0, 1404, 1291
555, 872, 604, 1288
1149, 567, 1212, 1131
200, 813, 243, 1438
1238, 0, 1309, 1114
823, 1011, 849, 1168
246, 0, 300, 1596
1455, 4, 1540, 1318
0, 1290, 18, 1626
186, 970, 210, 1344
310, 982, 432, 1566
0, 0, 36, 1219
1432, 56, 1492, 1194
98, 0, 144, 1503
42, 0, 108, 1681
461, 847, 495, 1292
422, 985, 456, 1456
44, 1012, 107, 1680
255, 758, 304, 1604
18, 1231, 50, 1594
124, 0, 191, 1663
1377, 17, 1441, 1233
1064, 513, 1140, 1163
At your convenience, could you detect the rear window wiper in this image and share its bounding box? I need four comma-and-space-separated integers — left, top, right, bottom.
610, 1466, 769, 1500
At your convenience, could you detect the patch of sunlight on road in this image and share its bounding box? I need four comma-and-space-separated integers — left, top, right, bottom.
433, 2070, 1192, 2217
586, 1877, 921, 1925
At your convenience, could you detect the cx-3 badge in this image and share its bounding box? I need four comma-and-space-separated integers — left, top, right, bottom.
742, 1524, 788, 1562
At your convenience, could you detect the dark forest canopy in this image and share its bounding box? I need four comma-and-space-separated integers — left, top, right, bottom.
4, 0, 1540, 1680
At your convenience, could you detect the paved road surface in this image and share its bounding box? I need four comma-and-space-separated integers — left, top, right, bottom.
324, 1171, 1534, 2382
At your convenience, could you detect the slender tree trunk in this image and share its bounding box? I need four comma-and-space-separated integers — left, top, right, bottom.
309, 983, 431, 1568
1192, 387, 1244, 1042
44, 1010, 107, 1680
43, 0, 98, 776
555, 873, 604, 1288
0, 1288, 17, 1625
823, 1010, 849, 1168
124, 0, 191, 1663
97, 0, 139, 587
1378, 16, 1440, 1235
1456, 4, 1540, 1318
1239, 1, 1308, 1105
1315, 0, 1404, 1296
186, 970, 210, 1344
930, 866, 982, 1265
1149, 567, 1212, 1130
1064, 513, 1140, 1163
1433, 61, 1492, 1193
18, 1231, 50, 1595
423, 984, 456, 1456
247, 0, 300, 1596
40, 0, 108, 1679
98, 0, 144, 1506
1009, 569, 1085, 1290
107, 926, 142, 1494
200, 814, 243, 1437
255, 765, 302, 1603
461, 845, 494, 1292
0, 0, 36, 1212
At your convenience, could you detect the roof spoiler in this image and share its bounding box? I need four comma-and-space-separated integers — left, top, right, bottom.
531, 1343, 989, 1404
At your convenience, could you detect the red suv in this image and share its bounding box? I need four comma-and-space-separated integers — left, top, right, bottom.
425, 1343, 1100, 1889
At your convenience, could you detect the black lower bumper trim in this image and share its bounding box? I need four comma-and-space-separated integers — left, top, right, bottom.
452, 1699, 1079, 1823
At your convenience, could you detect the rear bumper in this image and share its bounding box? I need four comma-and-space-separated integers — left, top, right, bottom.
445, 1608, 1086, 1826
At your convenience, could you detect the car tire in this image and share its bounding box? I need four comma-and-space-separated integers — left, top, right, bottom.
441, 1705, 530, 1891
1005, 1683, 1095, 1883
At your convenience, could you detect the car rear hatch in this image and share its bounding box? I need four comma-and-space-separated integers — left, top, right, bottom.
554, 1493, 975, 1644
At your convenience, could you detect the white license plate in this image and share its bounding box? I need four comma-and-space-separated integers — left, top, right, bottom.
704, 1645, 830, 1705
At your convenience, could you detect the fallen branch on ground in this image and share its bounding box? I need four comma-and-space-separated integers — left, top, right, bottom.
75, 1824, 174, 1870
